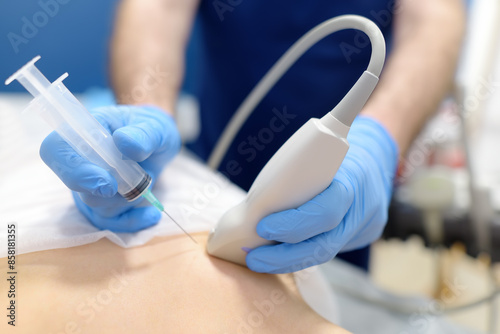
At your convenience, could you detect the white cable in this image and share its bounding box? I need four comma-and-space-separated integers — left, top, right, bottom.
208, 15, 386, 170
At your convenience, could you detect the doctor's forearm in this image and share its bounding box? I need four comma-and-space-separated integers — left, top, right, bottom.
362, 0, 466, 155
110, 0, 199, 114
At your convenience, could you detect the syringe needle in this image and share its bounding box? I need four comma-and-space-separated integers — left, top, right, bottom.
162, 210, 198, 244
141, 189, 197, 244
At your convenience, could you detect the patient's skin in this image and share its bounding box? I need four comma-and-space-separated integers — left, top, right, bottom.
0, 232, 348, 333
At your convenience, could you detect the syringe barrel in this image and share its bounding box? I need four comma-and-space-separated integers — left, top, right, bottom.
27, 77, 150, 201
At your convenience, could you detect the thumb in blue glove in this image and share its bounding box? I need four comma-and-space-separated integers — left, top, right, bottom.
246, 116, 399, 274
39, 105, 181, 232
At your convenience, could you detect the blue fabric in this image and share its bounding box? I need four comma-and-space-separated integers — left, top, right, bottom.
187, 1, 394, 192
0, 0, 119, 93
337, 246, 371, 271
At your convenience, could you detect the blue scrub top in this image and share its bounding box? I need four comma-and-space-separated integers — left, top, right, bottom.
188, 1, 394, 191
187, 1, 395, 271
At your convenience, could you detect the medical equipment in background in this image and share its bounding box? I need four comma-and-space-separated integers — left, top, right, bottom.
206, 15, 386, 265
5, 56, 197, 244
384, 0, 500, 258
381, 1, 500, 332
455, 0, 500, 255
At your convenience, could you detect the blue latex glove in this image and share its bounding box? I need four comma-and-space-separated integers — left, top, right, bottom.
39, 105, 181, 232
246, 116, 399, 274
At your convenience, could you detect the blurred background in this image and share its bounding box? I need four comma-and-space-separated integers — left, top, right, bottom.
2, 0, 500, 333
0, 0, 201, 95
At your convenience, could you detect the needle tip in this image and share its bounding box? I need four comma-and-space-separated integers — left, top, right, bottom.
162, 209, 198, 245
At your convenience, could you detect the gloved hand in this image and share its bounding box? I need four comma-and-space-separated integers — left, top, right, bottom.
40, 105, 181, 232
246, 116, 399, 273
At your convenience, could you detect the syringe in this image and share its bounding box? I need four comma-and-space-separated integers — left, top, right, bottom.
5, 56, 197, 244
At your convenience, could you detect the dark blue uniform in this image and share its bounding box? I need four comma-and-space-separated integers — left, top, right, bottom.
187, 1, 394, 270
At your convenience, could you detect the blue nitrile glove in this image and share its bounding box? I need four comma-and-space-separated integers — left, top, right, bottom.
39, 105, 181, 232
246, 116, 399, 274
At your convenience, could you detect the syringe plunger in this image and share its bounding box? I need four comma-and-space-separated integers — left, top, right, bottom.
5, 56, 151, 202
5, 56, 51, 97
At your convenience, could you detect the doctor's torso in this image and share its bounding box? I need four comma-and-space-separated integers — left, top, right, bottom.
187, 0, 394, 190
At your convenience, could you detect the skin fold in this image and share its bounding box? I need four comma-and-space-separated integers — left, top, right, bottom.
0, 232, 349, 333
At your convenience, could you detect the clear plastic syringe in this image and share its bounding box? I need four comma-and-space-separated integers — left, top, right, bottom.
5, 56, 197, 244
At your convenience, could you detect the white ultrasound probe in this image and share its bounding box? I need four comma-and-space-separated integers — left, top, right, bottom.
206, 15, 386, 266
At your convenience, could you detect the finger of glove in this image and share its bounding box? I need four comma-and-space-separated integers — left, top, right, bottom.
77, 190, 134, 210
40, 132, 117, 197
247, 218, 363, 274
246, 230, 345, 274
340, 215, 384, 252
74, 193, 161, 232
256, 178, 354, 244
112, 110, 180, 162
